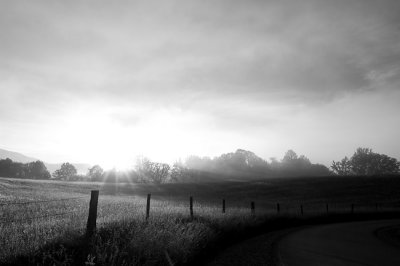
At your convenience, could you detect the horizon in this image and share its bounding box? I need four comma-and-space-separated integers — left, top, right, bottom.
1, 0, 400, 170
1, 146, 398, 174
1, 146, 330, 170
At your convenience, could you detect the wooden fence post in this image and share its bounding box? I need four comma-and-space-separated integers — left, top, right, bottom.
251, 201, 255, 215
277, 203, 280, 214
190, 196, 193, 219
146, 193, 151, 220
300, 205, 304, 216
222, 199, 226, 213
86, 190, 99, 239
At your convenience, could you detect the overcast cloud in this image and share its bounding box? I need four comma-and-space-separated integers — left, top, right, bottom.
1, 0, 399, 167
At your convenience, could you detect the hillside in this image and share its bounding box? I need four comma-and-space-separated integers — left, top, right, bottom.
0, 148, 38, 163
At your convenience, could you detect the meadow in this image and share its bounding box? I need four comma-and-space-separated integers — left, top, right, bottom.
1, 175, 400, 265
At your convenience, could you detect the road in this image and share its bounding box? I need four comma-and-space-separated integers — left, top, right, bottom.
278, 219, 400, 266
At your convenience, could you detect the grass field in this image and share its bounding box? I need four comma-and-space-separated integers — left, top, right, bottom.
1, 175, 400, 265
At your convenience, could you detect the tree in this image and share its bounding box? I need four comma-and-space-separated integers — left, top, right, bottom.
170, 161, 191, 182
278, 150, 331, 176
331, 156, 352, 176
370, 153, 400, 175
136, 157, 170, 184
0, 158, 51, 179
350, 148, 374, 175
87, 165, 104, 181
26, 161, 51, 179
332, 148, 400, 176
282, 149, 298, 162
53, 162, 77, 180
0, 158, 16, 177
350, 148, 400, 175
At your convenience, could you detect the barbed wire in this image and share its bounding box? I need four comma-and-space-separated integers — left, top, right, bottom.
0, 196, 87, 207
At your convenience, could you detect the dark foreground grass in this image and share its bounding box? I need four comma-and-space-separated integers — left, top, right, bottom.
4, 212, 400, 266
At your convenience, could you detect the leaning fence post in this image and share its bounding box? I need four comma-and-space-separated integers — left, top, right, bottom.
222, 199, 226, 213
300, 205, 304, 216
146, 193, 151, 220
190, 196, 193, 219
86, 190, 99, 239
251, 201, 255, 215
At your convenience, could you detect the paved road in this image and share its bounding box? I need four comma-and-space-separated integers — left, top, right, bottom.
206, 230, 286, 266
278, 219, 400, 266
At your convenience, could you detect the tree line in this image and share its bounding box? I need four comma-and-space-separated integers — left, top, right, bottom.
0, 158, 50, 179
331, 148, 400, 176
0, 147, 399, 183
170, 149, 332, 182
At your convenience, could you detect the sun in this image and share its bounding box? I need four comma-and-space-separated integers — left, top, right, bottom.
55, 106, 209, 170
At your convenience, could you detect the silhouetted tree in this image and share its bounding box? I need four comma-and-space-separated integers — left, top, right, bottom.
53, 162, 77, 180
332, 148, 400, 176
136, 157, 170, 184
331, 156, 352, 175
350, 148, 399, 175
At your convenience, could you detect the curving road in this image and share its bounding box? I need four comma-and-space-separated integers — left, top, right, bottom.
278, 219, 400, 266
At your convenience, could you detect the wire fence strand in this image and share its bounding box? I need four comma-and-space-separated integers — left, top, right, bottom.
0, 196, 87, 207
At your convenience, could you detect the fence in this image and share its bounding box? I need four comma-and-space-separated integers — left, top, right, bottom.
0, 196, 87, 224
1, 190, 400, 239
81, 191, 400, 238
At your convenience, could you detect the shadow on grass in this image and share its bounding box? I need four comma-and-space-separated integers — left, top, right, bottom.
1, 234, 87, 266
2, 212, 400, 266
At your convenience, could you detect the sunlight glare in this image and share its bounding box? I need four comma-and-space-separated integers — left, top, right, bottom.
55, 106, 212, 170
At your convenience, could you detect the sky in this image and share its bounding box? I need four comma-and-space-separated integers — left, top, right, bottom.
1, 0, 399, 170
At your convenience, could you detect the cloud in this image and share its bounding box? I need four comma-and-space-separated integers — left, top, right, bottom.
1, 0, 400, 163
2, 0, 400, 107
